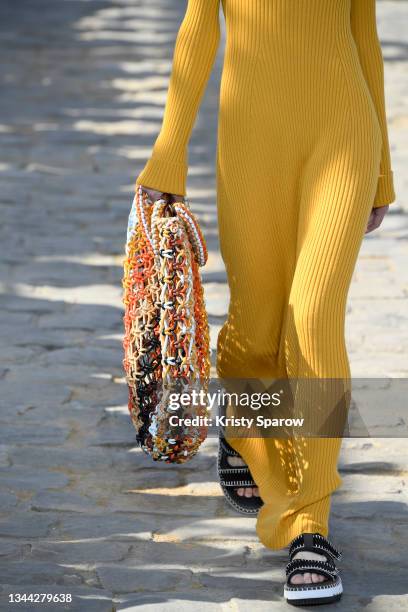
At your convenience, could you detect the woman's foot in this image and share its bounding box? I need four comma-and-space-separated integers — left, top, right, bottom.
226, 455, 260, 497
289, 551, 328, 584
284, 533, 343, 606
218, 436, 263, 515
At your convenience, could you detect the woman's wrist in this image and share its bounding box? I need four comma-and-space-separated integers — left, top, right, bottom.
139, 185, 185, 203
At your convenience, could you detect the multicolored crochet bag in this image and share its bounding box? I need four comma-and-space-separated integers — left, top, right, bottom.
122, 184, 211, 463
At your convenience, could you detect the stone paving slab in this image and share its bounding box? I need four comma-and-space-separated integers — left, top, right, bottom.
0, 1, 407, 611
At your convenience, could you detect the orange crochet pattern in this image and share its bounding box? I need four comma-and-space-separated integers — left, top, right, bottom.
122, 185, 211, 463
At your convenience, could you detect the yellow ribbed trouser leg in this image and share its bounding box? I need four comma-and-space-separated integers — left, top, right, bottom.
216, 111, 382, 550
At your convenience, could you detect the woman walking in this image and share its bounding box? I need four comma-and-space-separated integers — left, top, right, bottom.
136, 0, 395, 605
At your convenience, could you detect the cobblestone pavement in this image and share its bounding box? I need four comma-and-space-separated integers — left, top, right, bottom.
0, 1, 407, 610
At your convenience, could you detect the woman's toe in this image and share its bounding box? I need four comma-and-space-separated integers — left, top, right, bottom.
253, 487, 260, 496
244, 487, 253, 498
237, 487, 244, 496
303, 572, 312, 584
290, 574, 303, 585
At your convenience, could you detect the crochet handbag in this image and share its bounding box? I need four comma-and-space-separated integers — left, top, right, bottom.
122, 184, 211, 463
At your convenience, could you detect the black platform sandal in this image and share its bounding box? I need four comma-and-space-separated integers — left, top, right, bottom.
217, 436, 264, 515
284, 532, 343, 606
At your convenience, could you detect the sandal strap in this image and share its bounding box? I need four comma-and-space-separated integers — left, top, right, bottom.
219, 437, 241, 457
289, 532, 342, 562
286, 558, 339, 582
219, 466, 256, 487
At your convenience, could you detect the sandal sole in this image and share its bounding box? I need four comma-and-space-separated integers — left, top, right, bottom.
284, 577, 343, 606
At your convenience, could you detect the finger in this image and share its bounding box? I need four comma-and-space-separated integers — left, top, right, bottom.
139, 185, 155, 195
366, 207, 387, 233
169, 194, 185, 203
365, 211, 375, 233
141, 187, 166, 202
143, 190, 161, 201
371, 205, 389, 228
369, 214, 383, 232
365, 222, 376, 234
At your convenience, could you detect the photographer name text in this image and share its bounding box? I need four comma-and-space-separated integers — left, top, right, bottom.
168, 415, 304, 428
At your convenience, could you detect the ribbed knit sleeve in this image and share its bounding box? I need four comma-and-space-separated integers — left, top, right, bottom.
135, 0, 221, 196
350, 0, 396, 208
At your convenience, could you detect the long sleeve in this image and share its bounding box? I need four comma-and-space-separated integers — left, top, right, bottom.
135, 0, 221, 196
350, 0, 396, 207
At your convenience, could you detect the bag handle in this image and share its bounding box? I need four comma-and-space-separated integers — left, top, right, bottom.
135, 184, 207, 266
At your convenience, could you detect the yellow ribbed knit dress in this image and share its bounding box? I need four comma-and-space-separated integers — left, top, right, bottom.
136, 0, 396, 550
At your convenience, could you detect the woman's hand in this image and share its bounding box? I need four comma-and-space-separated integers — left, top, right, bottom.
139, 185, 185, 204
365, 204, 389, 234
